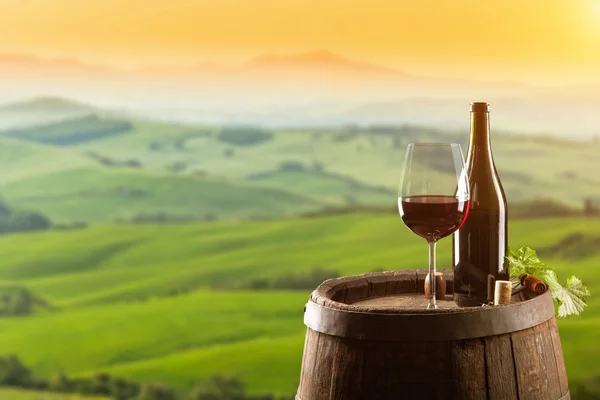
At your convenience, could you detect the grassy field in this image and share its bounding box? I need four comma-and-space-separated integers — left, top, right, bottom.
0, 388, 107, 399
0, 138, 95, 184
0, 214, 597, 395
245, 169, 393, 205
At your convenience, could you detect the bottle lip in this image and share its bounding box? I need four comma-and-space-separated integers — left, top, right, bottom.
470, 102, 490, 112
406, 142, 463, 148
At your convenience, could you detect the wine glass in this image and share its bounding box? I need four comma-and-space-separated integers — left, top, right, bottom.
398, 143, 470, 309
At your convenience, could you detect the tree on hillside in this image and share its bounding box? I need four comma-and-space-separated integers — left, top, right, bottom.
137, 382, 177, 400
111, 377, 141, 400
0, 201, 11, 216
149, 141, 162, 151
344, 194, 358, 205
0, 287, 56, 316
223, 148, 235, 157
312, 161, 325, 173
279, 161, 305, 172
85, 372, 113, 395
584, 198, 600, 217
4, 289, 33, 315
509, 198, 579, 219
188, 375, 245, 400
4, 210, 52, 233
0, 355, 32, 386
217, 127, 273, 147
48, 369, 71, 391
0, 197, 52, 235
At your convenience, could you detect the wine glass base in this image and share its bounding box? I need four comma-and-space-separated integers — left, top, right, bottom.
427, 303, 438, 310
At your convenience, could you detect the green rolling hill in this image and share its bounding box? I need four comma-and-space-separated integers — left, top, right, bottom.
1, 114, 133, 146
0, 214, 596, 395
0, 167, 321, 223
245, 169, 393, 205
0, 138, 95, 184
0, 99, 599, 224
72, 121, 600, 206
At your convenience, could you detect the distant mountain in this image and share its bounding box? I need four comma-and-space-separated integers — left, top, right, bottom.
244, 50, 401, 76
132, 51, 407, 81
0, 96, 98, 130
0, 50, 407, 78
0, 53, 116, 75
134, 61, 230, 76
0, 96, 97, 114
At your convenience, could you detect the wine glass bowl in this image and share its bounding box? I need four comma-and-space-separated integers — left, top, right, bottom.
398, 195, 470, 242
398, 143, 470, 309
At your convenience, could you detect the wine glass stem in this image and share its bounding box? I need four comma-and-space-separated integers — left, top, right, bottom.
428, 240, 438, 309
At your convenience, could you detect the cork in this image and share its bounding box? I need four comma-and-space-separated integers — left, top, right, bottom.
470, 102, 490, 113
494, 280, 512, 306
424, 272, 446, 300
520, 274, 548, 294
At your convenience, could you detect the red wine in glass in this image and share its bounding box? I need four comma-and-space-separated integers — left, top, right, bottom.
398, 143, 470, 309
399, 196, 470, 242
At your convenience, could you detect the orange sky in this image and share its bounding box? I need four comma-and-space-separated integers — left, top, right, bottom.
1, 0, 599, 83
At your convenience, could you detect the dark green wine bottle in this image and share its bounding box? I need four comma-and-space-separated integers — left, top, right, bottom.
453, 102, 509, 307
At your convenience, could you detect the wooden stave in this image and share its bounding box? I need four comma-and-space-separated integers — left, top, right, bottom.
297, 320, 570, 400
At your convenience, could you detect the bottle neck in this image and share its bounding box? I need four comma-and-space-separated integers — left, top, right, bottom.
469, 111, 491, 152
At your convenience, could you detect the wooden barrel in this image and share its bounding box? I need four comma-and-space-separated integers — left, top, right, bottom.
297, 270, 570, 400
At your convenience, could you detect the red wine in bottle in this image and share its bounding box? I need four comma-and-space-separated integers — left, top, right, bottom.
453, 102, 509, 307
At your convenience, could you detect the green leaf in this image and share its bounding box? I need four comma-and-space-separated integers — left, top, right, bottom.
554, 276, 591, 317
506, 246, 550, 277
506, 246, 590, 317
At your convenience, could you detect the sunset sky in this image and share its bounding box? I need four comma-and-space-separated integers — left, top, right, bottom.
1, 0, 599, 84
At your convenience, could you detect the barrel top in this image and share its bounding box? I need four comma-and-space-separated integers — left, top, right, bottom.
311, 269, 537, 314
305, 270, 556, 341
354, 293, 461, 309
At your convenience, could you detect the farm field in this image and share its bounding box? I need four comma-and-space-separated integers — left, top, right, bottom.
0, 214, 597, 396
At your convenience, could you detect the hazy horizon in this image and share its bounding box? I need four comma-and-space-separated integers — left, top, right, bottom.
1, 0, 599, 137
0, 50, 599, 139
